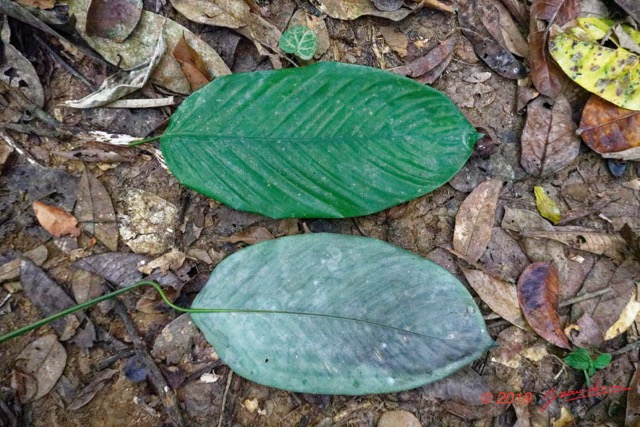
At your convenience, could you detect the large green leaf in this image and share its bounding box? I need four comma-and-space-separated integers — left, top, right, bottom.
190, 233, 494, 395
161, 62, 480, 218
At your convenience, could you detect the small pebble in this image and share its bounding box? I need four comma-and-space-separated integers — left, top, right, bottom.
377, 410, 421, 427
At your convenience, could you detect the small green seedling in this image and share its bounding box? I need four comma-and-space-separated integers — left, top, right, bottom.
564, 348, 612, 385
278, 25, 318, 60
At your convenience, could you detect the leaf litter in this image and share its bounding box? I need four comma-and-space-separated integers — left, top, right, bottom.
4, 0, 640, 424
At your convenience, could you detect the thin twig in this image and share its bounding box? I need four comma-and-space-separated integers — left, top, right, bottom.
113, 302, 185, 427
218, 370, 233, 427
559, 288, 611, 308
610, 340, 640, 356
34, 34, 96, 91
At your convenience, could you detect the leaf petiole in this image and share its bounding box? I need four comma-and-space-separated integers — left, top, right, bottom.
0, 281, 218, 345
128, 136, 161, 146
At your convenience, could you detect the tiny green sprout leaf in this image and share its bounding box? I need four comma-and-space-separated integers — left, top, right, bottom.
190, 233, 495, 395
564, 348, 592, 371
595, 353, 612, 369
279, 25, 318, 60
564, 348, 612, 385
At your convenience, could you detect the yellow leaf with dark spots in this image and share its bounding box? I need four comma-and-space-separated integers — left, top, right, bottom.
549, 32, 640, 110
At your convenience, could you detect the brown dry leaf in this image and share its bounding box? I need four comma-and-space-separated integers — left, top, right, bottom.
169, 0, 282, 68
33, 200, 82, 238
68, 369, 118, 411
492, 0, 529, 59
528, 0, 579, 96
21, 260, 95, 347
517, 261, 571, 349
138, 248, 186, 275
453, 178, 502, 263
10, 334, 66, 403
498, 0, 529, 27
152, 314, 202, 365
604, 290, 640, 340
570, 258, 637, 346
71, 0, 230, 94
173, 33, 212, 92
521, 95, 580, 177
312, 0, 414, 21
461, 268, 528, 329
86, 0, 142, 42
521, 229, 627, 260
379, 26, 408, 58
75, 170, 118, 251
390, 36, 457, 84
1, 16, 44, 108
614, 0, 640, 23
501, 207, 596, 300
458, 0, 526, 79
0, 245, 47, 284
627, 364, 640, 427
15, 0, 55, 8
221, 226, 274, 245
578, 95, 640, 157
372, 0, 403, 11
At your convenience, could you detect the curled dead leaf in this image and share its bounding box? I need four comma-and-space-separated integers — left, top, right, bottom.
32, 200, 82, 238
517, 262, 571, 349
579, 95, 640, 156
173, 33, 212, 92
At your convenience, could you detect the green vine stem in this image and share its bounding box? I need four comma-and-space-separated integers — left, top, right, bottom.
0, 281, 216, 345
128, 135, 161, 146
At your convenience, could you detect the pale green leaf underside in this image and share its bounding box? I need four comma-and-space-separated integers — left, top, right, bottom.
279, 25, 318, 60
161, 62, 480, 218
190, 233, 495, 395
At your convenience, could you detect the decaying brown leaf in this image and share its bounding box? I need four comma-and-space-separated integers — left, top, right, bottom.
64, 35, 165, 108
520, 95, 580, 177
614, 0, 640, 24
492, 0, 529, 59
521, 229, 627, 260
221, 226, 275, 245
312, 0, 413, 21
1, 16, 44, 108
173, 33, 212, 92
390, 36, 457, 84
68, 369, 118, 411
579, 95, 640, 158
71, 0, 230, 94
11, 334, 66, 403
32, 200, 82, 238
569, 258, 637, 346
604, 290, 640, 340
138, 248, 186, 275
75, 170, 118, 251
458, 0, 526, 79
453, 178, 502, 263
169, 0, 282, 68
528, 0, 579, 96
498, 0, 529, 27
501, 207, 596, 300
627, 364, 640, 427
517, 262, 571, 349
86, 0, 142, 42
461, 268, 528, 329
21, 260, 96, 347
372, 0, 403, 11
